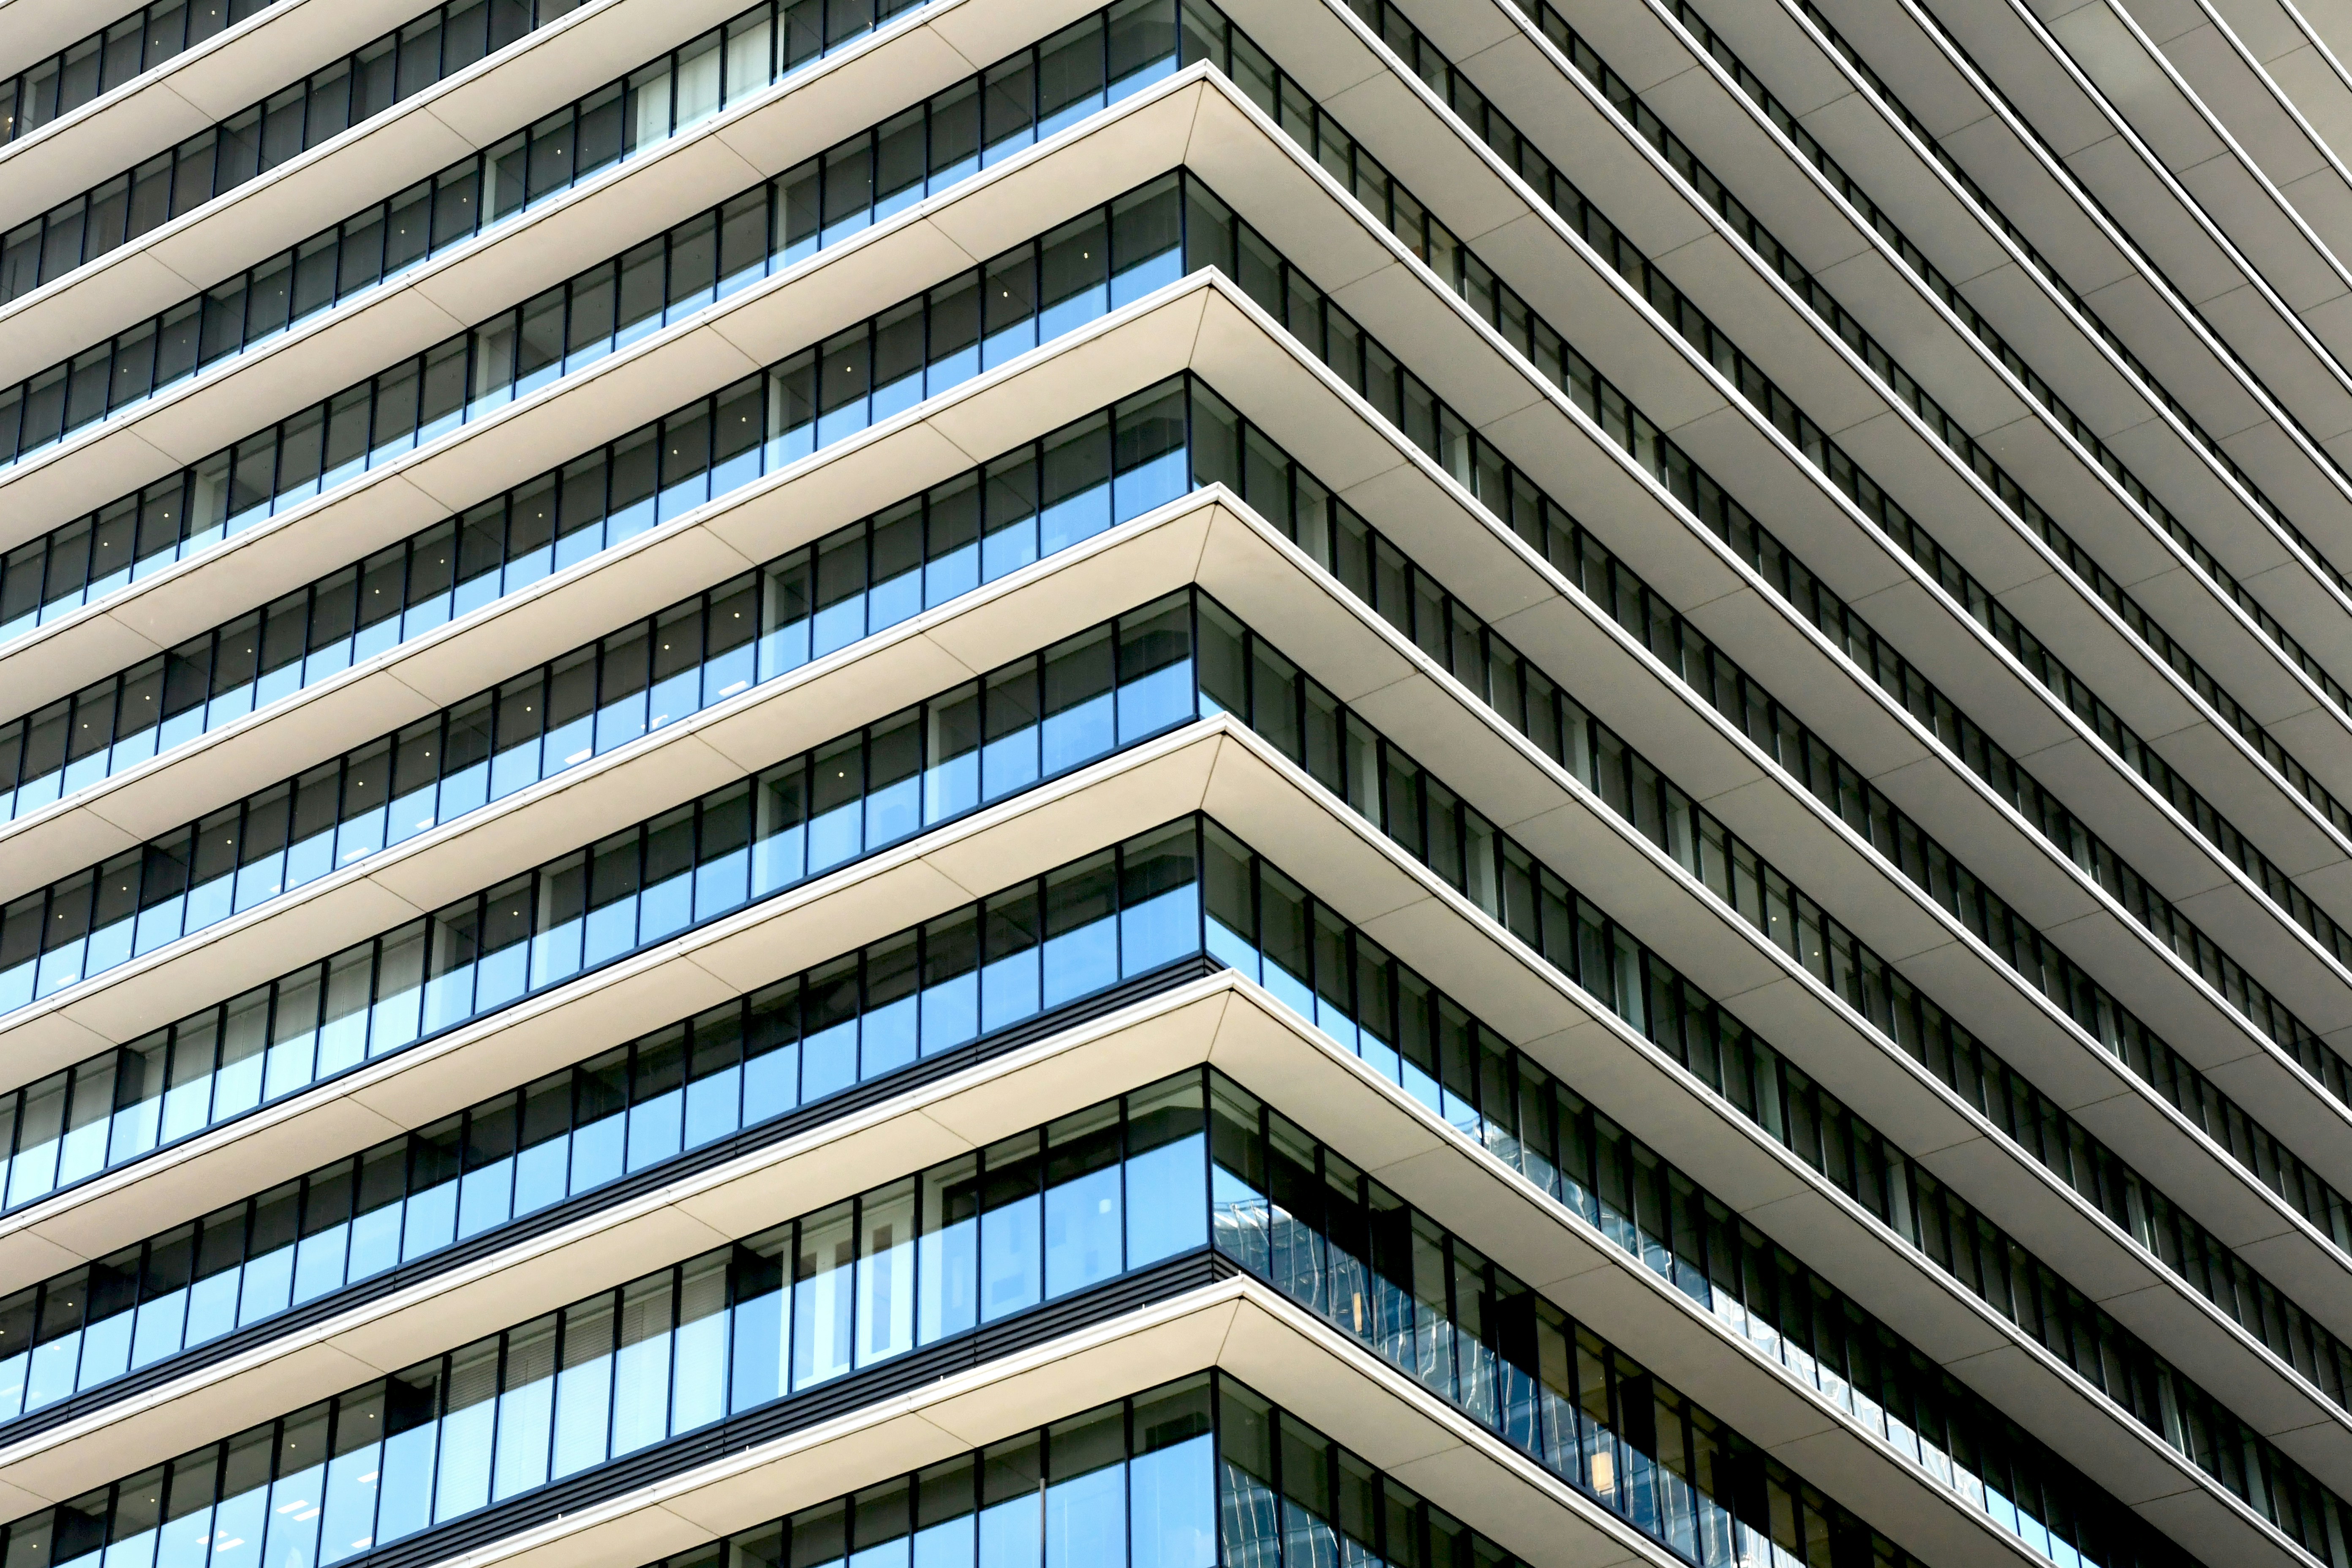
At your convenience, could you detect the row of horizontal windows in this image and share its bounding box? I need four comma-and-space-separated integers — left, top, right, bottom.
0, 0, 273, 146
11, 378, 2331, 1551
0, 525, 2306, 1568
637, 1373, 1227, 1568
612, 1372, 1546, 1568
1293, 0, 2352, 1167
0, 384, 1619, 1413
1602, 0, 2352, 817
18, 364, 2333, 1561
0, 0, 918, 464
0, 0, 1171, 483
0, 39, 1179, 636
1192, 0, 2352, 1332
0, 0, 1190, 771
14, 43, 2333, 1552
32, 32, 2319, 1377
4, 12, 2314, 1568
1702, 0, 2352, 1386
1185, 591, 2352, 1559
1759, 0, 2352, 637
0, 1072, 1212, 1568
4, 1064, 2158, 1568
0, 102, 1337, 972
1170, 11, 2352, 1453
663, 1366, 1916, 1568
0, 358, 1288, 1233
657, 1251, 2063, 1568
1518, 0, 2352, 758
0, 191, 1206, 1005
1206, 1072, 2187, 1568
0, 786, 2263, 1568
1214, 401, 2352, 1410
16, 0, 2339, 1172
1487, 132, 2352, 1238
0, 791, 2175, 1568
1418, 277, 2352, 1331
9, 101, 2342, 1533
0, 152, 1200, 818
0, 585, 1215, 1225
0, 818, 1209, 1422
0, 0, 599, 306
0, 392, 1182, 988
14, 24, 2333, 1542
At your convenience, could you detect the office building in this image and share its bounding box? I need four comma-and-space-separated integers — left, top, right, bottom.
0, 0, 2349, 1565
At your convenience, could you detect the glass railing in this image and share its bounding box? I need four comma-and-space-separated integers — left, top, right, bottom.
0, 585, 1220, 1219
646, 1372, 1697, 1568
635, 1374, 1222, 1568
0, 1070, 2183, 1568
0, 373, 1198, 999
630, 1382, 1232, 1568
1249, 0, 2352, 1139
0, 0, 1181, 641
634, 1371, 1830, 1568
0, 0, 615, 308
0, 0, 280, 147
629, 1372, 1640, 1568
0, 819, 1206, 1421
1202, 1075, 2188, 1568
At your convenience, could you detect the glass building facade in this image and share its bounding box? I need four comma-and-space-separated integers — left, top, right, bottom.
5, 0, 2348, 1565
0, 1064, 2156, 1568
